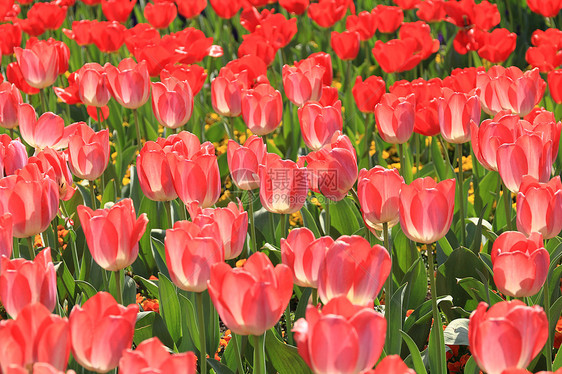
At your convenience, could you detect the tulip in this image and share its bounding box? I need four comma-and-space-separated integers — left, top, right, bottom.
241, 83, 283, 135
308, 0, 352, 28
208, 251, 293, 336
0, 214, 12, 258
63, 20, 95, 46
144, 2, 177, 29
77, 199, 148, 271
491, 231, 549, 298
300, 52, 333, 86
0, 23, 22, 56
476, 28, 517, 63
161, 63, 207, 96
279, 0, 309, 15
25, 2, 67, 32
524, 108, 562, 164
293, 296, 386, 374
67, 123, 110, 181
165, 220, 224, 292
438, 88, 481, 144
70, 292, 138, 373
298, 101, 343, 150
330, 30, 360, 60
372, 39, 422, 74
0, 164, 59, 239
0, 82, 22, 130
105, 58, 150, 109
416, 0, 446, 22
29, 147, 75, 201
281, 227, 333, 288
0, 247, 56, 318
101, 0, 136, 23
282, 58, 325, 106
136, 142, 178, 202
209, 0, 243, 19
211, 75, 244, 117
189, 200, 248, 260
91, 21, 127, 53
548, 69, 562, 104
7, 363, 76, 374
352, 75, 386, 113
7, 62, 40, 95
76, 63, 111, 108
346, 11, 377, 41
399, 177, 456, 244
516, 176, 562, 239
227, 135, 267, 190
358, 166, 405, 233
375, 93, 416, 144
0, 303, 70, 373
527, 0, 562, 18
469, 301, 548, 374
119, 337, 197, 374
18, 104, 78, 150
176, 0, 207, 19
258, 154, 308, 215
373, 5, 404, 33
368, 355, 416, 374
14, 39, 60, 89
0, 135, 28, 178
151, 77, 194, 129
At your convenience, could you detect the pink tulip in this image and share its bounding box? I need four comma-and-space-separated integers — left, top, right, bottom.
119, 337, 197, 374
67, 123, 110, 181
241, 83, 283, 135
189, 200, 248, 260
211, 74, 244, 117
18, 104, 78, 150
0, 135, 28, 178
7, 363, 76, 374
0, 214, 12, 259
283, 58, 325, 106
0, 82, 22, 129
438, 87, 481, 144
258, 153, 308, 214
399, 177, 456, 244
136, 141, 178, 202
0, 247, 56, 318
208, 251, 293, 336
77, 199, 148, 271
227, 135, 267, 190
0, 303, 70, 373
29, 147, 75, 201
516, 176, 562, 239
165, 220, 224, 292
375, 93, 415, 144
298, 101, 343, 151
293, 296, 386, 374
523, 108, 562, 164
151, 76, 193, 129
469, 301, 548, 374
368, 355, 416, 374
358, 166, 405, 233
491, 231, 549, 298
105, 58, 150, 109
14, 40, 60, 89
497, 133, 552, 193
281, 227, 333, 288
0, 164, 59, 239
76, 63, 111, 108
70, 292, 138, 373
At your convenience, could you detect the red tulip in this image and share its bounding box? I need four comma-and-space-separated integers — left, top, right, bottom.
91, 21, 127, 53
438, 87, 481, 144
399, 177, 456, 244
526, 44, 562, 73
238, 34, 278, 66
67, 123, 110, 181
298, 101, 343, 150
25, 2, 67, 32
308, 0, 352, 28
241, 83, 283, 135
497, 133, 552, 193
372, 39, 422, 74
372, 5, 403, 33
14, 39, 61, 89
0, 164, 59, 239
0, 303, 70, 373
527, 0, 562, 18
105, 58, 150, 109
416, 0, 446, 23
151, 77, 193, 129
524, 107, 562, 163
101, 0, 137, 23
469, 301, 548, 374
293, 296, 386, 374
279, 0, 309, 14
516, 176, 562, 239
165, 220, 224, 292
19, 105, 75, 150
548, 69, 562, 104
0, 23, 21, 56
7, 62, 40, 95
491, 231, 549, 298
76, 63, 111, 108
331, 30, 360, 60
368, 355, 416, 374
211, 74, 244, 117
317, 236, 390, 306
77, 199, 148, 271
0, 82, 22, 130
63, 20, 95, 46
0, 247, 56, 318
281, 227, 333, 288
161, 63, 207, 96
283, 58, 325, 107
375, 93, 416, 144
258, 154, 308, 215
189, 200, 248, 260
299, 52, 333, 86
476, 28, 517, 63
176, 0, 207, 19
208, 251, 293, 336
136, 141, 178, 202
358, 166, 404, 233
227, 135, 267, 190
352, 75, 386, 113
209, 0, 242, 19
70, 292, 138, 372
29, 147, 75, 201
346, 11, 377, 41
144, 2, 177, 29
119, 337, 197, 374
399, 21, 440, 60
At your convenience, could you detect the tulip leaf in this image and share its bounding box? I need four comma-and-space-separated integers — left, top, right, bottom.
549, 297, 562, 344
300, 205, 321, 239
431, 136, 454, 181
386, 283, 407, 355
74, 280, 97, 300
55, 261, 77, 305
402, 255, 428, 311
328, 197, 361, 236
473, 171, 499, 224
427, 310, 447, 374
263, 329, 313, 374
463, 356, 479, 374
207, 358, 235, 374
553, 344, 562, 370
457, 277, 503, 307
400, 330, 428, 374
134, 275, 159, 298
294, 287, 312, 322
177, 293, 198, 354
443, 318, 469, 346
133, 311, 175, 350
150, 232, 169, 279
158, 272, 182, 346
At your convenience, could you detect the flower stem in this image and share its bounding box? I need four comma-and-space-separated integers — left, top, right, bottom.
133, 109, 142, 152
39, 89, 47, 113
89, 181, 97, 209
252, 333, 266, 374
427, 245, 445, 374
26, 236, 35, 260
114, 270, 123, 305
545, 274, 553, 371
325, 199, 331, 236
503, 182, 512, 231
457, 143, 466, 247
164, 201, 173, 229
196, 292, 208, 374
232, 333, 245, 374
248, 189, 257, 255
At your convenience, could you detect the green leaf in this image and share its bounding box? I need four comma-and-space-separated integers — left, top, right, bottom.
55, 261, 76, 305
151, 233, 169, 279
386, 284, 407, 355
463, 356, 479, 374
300, 205, 321, 238
400, 330, 428, 374
75, 280, 97, 300
553, 344, 562, 370
134, 275, 159, 297
294, 287, 312, 322
264, 329, 313, 374
329, 197, 361, 236
207, 358, 236, 374
457, 277, 503, 306
177, 293, 198, 353
158, 273, 182, 345
427, 310, 447, 374
133, 311, 175, 349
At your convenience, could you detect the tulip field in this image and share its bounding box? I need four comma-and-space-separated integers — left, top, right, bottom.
4, 0, 562, 373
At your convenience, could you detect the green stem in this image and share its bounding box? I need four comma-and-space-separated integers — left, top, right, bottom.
196, 292, 208, 374
89, 181, 97, 210
284, 303, 293, 345
311, 288, 318, 306
176, 199, 187, 221
252, 333, 266, 374
114, 270, 123, 305
457, 143, 466, 247
427, 245, 445, 374
96, 106, 104, 130
231, 333, 245, 374
416, 134, 421, 176
133, 109, 142, 152
248, 189, 257, 255
398, 143, 410, 183
343, 60, 352, 93
503, 183, 513, 231
13, 237, 19, 258
545, 274, 553, 371
164, 201, 173, 229
325, 199, 331, 236
51, 220, 59, 253
279, 214, 287, 244
26, 236, 35, 260
39, 89, 47, 113
229, 116, 236, 141
383, 222, 392, 336
363, 114, 374, 168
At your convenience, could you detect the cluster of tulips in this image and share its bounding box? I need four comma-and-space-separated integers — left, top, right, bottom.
2, 0, 562, 374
